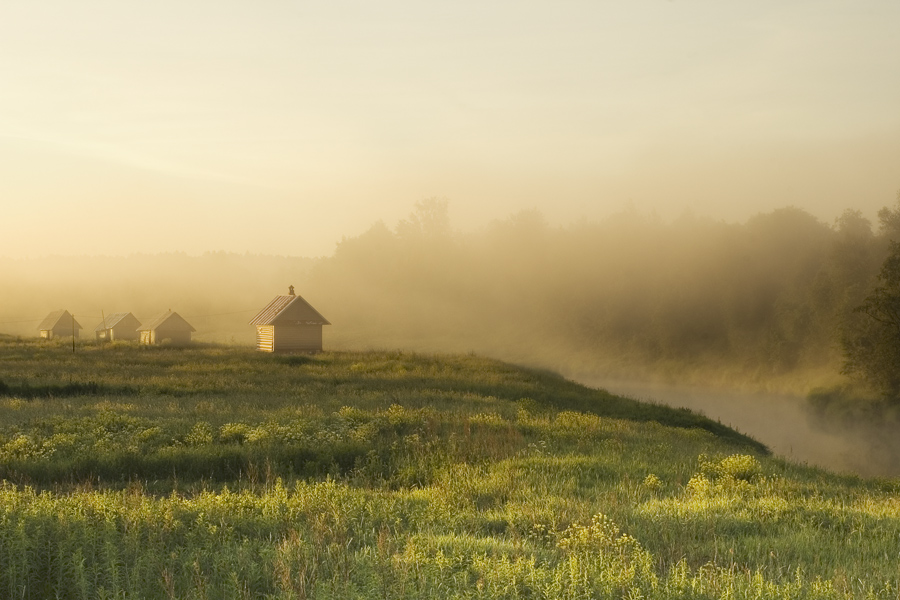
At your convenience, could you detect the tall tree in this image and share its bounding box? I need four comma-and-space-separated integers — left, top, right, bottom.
842, 238, 900, 399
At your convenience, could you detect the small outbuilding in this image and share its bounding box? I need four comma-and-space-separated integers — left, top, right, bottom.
95, 312, 142, 341
249, 286, 330, 353
37, 310, 82, 339
138, 310, 195, 345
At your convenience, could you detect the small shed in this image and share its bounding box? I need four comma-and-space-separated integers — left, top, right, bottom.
249, 286, 330, 352
95, 312, 142, 341
37, 310, 82, 339
138, 310, 195, 345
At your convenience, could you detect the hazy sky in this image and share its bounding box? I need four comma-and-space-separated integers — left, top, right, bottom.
1, 1, 898, 257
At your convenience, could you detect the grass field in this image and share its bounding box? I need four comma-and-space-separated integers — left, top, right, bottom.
0, 335, 898, 599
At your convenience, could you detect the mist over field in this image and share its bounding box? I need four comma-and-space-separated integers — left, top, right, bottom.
0, 253, 317, 345
0, 200, 890, 380
4, 199, 900, 474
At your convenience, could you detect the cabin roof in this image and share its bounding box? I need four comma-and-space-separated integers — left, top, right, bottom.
37, 309, 82, 331
139, 310, 196, 332
249, 294, 330, 326
93, 312, 141, 332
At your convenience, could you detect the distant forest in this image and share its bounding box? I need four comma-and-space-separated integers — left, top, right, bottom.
3, 197, 899, 392
312, 199, 899, 391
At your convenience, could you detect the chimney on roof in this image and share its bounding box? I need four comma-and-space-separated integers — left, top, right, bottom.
289, 285, 295, 296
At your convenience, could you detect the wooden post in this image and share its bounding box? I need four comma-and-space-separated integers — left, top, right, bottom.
72, 313, 76, 353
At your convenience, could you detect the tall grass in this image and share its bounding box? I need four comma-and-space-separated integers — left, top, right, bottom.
0, 338, 898, 598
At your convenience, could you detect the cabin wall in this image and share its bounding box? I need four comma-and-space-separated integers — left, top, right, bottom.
272, 324, 322, 352
152, 327, 191, 345
52, 325, 78, 338
110, 326, 138, 341
256, 326, 275, 352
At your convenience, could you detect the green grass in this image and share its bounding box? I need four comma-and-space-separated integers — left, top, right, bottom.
0, 336, 898, 599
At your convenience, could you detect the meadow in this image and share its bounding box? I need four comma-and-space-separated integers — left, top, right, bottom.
0, 335, 898, 599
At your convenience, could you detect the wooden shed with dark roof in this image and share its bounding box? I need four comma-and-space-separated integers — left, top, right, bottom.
249, 286, 330, 352
37, 310, 82, 339
138, 310, 195, 345
94, 312, 142, 341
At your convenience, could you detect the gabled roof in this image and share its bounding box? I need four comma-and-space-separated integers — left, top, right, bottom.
37, 310, 82, 331
249, 294, 330, 326
138, 310, 196, 332
94, 312, 141, 332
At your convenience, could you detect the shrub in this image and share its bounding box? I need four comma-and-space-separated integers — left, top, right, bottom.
642, 473, 663, 491
219, 422, 252, 444
185, 422, 214, 446
701, 453, 763, 482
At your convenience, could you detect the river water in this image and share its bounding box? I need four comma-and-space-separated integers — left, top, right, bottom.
573, 377, 900, 479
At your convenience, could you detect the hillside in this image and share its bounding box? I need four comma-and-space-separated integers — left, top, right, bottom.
0, 337, 898, 599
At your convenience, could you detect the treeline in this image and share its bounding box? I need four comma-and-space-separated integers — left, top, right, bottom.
309, 199, 898, 387
3, 198, 899, 390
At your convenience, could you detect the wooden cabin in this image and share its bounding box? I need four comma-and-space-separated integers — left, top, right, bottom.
138, 310, 195, 345
94, 312, 141, 341
249, 286, 330, 353
37, 310, 82, 339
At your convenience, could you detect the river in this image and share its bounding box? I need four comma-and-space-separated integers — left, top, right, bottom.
573, 377, 900, 479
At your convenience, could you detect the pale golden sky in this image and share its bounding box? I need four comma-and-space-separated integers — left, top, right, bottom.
1, 1, 898, 257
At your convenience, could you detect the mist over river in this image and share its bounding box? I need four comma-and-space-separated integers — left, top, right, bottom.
576, 378, 900, 479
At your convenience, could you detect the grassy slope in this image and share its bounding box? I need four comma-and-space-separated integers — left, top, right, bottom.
0, 336, 898, 599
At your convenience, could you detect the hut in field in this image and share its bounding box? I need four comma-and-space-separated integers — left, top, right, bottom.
250, 286, 330, 353
138, 310, 195, 345
94, 312, 141, 341
37, 310, 82, 339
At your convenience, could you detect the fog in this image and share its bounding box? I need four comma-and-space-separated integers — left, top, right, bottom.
4, 201, 900, 476
589, 380, 900, 478
0, 253, 317, 345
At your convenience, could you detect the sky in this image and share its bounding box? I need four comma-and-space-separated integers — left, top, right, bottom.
1, 0, 899, 258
